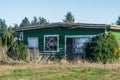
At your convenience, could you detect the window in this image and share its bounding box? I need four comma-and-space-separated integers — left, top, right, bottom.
44, 35, 59, 52
73, 37, 90, 54
28, 37, 38, 48
65, 35, 92, 55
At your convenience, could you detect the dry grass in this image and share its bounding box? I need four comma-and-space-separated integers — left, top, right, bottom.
0, 59, 120, 71
0, 60, 120, 80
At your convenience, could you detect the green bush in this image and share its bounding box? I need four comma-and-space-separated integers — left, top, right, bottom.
7, 40, 28, 60
86, 32, 120, 63
0, 37, 2, 46
2, 30, 14, 46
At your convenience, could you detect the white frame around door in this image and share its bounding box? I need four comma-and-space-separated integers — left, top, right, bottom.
64, 35, 95, 56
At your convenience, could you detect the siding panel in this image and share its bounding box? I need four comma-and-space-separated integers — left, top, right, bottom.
23, 27, 105, 54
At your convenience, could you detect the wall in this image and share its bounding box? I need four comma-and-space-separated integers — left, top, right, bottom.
23, 27, 105, 54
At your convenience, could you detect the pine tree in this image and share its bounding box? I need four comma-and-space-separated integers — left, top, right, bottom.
0, 19, 7, 33
39, 17, 48, 25
19, 17, 30, 27
31, 17, 38, 25
63, 12, 75, 23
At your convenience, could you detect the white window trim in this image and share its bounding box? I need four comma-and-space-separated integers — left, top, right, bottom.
64, 35, 96, 56
28, 37, 39, 48
44, 35, 59, 52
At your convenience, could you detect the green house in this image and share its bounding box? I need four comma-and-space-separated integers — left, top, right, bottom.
16, 23, 110, 58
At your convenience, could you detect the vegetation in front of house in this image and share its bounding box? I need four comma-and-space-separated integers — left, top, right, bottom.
7, 40, 28, 60
2, 30, 14, 46
86, 32, 120, 63
0, 18, 28, 61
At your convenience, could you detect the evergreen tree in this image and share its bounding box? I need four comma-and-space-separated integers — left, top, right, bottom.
19, 17, 30, 27
13, 23, 19, 30
39, 17, 49, 25
31, 16, 38, 25
116, 16, 120, 25
63, 12, 75, 23
8, 25, 13, 33
0, 19, 7, 33
86, 32, 120, 63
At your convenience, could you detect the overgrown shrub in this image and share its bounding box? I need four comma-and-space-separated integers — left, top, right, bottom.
86, 32, 120, 63
7, 40, 28, 60
0, 37, 2, 46
2, 30, 14, 46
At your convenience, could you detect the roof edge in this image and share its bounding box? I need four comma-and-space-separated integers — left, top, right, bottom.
15, 22, 109, 31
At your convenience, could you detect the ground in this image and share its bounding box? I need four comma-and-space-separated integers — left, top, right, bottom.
0, 61, 120, 80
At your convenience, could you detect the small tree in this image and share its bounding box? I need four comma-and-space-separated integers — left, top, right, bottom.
7, 40, 28, 60
86, 32, 120, 63
2, 30, 14, 46
63, 12, 75, 23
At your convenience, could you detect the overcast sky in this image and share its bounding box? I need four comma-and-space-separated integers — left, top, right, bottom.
0, 0, 120, 26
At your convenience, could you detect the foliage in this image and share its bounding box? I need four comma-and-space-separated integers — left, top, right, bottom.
31, 16, 38, 25
0, 37, 2, 46
63, 12, 75, 23
20, 17, 49, 27
19, 17, 30, 27
13, 23, 19, 30
8, 26, 13, 33
7, 40, 28, 60
0, 19, 7, 33
86, 32, 120, 63
116, 16, 120, 25
2, 30, 14, 46
31, 16, 49, 25
39, 17, 49, 25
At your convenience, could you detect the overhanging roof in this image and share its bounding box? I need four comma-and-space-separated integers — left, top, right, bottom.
110, 25, 120, 30
15, 22, 109, 31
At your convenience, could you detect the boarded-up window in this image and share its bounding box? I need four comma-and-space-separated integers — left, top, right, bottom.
28, 37, 38, 48
44, 35, 59, 52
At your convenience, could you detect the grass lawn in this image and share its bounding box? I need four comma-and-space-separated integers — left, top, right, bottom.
0, 63, 120, 80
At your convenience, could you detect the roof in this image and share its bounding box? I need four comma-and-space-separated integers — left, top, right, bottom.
110, 25, 120, 30
15, 22, 109, 31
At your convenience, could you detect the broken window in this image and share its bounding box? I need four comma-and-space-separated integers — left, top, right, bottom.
44, 35, 59, 52
66, 36, 91, 55
73, 37, 90, 54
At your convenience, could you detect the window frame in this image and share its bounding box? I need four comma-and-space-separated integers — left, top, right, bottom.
44, 35, 59, 52
65, 35, 95, 55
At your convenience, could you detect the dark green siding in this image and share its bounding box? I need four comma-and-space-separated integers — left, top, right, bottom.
23, 27, 105, 54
